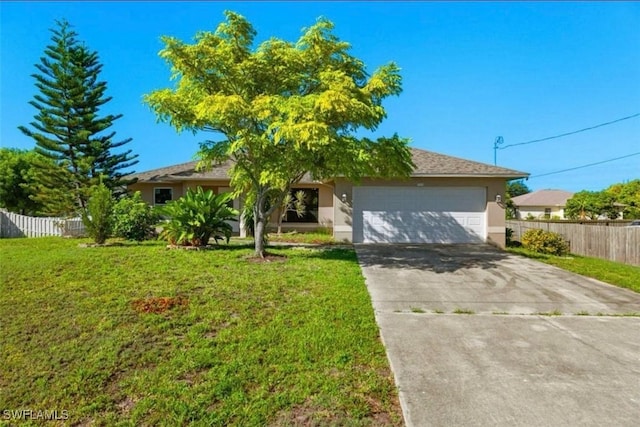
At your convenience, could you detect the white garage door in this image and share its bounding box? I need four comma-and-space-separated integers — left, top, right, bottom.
352, 187, 487, 243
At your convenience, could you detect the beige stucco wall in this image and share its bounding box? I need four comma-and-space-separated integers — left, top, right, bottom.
267, 183, 334, 232
332, 177, 509, 247
517, 207, 565, 220
129, 181, 235, 206
129, 182, 185, 206
130, 177, 511, 246
129, 181, 335, 235
129, 181, 242, 233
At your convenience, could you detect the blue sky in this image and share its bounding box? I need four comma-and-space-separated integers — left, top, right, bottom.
1, 1, 638, 192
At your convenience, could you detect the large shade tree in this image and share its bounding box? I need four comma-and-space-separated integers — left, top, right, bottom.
145, 11, 414, 257
606, 179, 640, 219
0, 148, 47, 215
19, 20, 138, 215
565, 190, 618, 220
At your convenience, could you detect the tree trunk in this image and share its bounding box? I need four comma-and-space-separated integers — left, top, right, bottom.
276, 207, 283, 235
254, 215, 266, 258
253, 187, 287, 258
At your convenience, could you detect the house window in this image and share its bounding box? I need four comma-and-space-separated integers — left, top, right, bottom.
544, 208, 551, 219
154, 188, 173, 205
285, 188, 319, 223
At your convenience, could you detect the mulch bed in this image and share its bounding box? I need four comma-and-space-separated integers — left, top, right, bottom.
245, 253, 288, 263
165, 244, 221, 250
78, 242, 125, 248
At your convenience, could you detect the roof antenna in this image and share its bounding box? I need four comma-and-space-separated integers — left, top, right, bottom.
493, 136, 504, 165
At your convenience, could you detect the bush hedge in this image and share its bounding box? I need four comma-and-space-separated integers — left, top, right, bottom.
112, 192, 159, 241
521, 229, 569, 256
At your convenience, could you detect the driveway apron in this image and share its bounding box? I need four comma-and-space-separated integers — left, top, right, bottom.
355, 244, 640, 427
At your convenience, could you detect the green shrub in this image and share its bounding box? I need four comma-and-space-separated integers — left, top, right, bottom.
505, 228, 522, 247
159, 187, 238, 246
112, 192, 160, 241
81, 183, 114, 244
315, 226, 332, 236
521, 229, 569, 256
505, 227, 513, 246
241, 201, 255, 237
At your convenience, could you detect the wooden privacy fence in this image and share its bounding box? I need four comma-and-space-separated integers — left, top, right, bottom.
0, 209, 85, 238
507, 220, 640, 266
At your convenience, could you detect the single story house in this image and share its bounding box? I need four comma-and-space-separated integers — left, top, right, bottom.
511, 189, 574, 220
129, 148, 528, 248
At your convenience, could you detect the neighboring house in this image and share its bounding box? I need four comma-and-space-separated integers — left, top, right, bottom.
611, 203, 626, 220
511, 189, 573, 220
129, 148, 528, 247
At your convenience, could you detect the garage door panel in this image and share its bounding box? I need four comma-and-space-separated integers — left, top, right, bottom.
353, 187, 487, 244
467, 216, 482, 226
361, 211, 484, 244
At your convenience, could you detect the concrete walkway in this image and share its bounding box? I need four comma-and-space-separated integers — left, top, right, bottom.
356, 244, 640, 427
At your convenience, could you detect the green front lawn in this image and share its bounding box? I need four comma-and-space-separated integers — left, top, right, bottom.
267, 231, 337, 245
0, 238, 401, 426
507, 247, 640, 293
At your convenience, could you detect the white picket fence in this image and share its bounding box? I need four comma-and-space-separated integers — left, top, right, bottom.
0, 209, 85, 238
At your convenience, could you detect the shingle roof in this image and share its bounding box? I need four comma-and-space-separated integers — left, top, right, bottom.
409, 148, 528, 177
131, 147, 528, 183
130, 158, 320, 183
131, 159, 232, 183
511, 189, 574, 207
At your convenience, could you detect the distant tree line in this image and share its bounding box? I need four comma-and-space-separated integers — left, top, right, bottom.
565, 180, 640, 220
505, 179, 640, 220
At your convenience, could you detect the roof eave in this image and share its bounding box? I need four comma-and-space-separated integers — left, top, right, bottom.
410, 173, 530, 179
133, 175, 230, 183
135, 173, 529, 184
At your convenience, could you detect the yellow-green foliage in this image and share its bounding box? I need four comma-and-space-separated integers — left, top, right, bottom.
144, 11, 414, 256
606, 179, 640, 219
521, 229, 570, 256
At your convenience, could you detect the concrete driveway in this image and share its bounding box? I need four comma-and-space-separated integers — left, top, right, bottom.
355, 244, 640, 427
